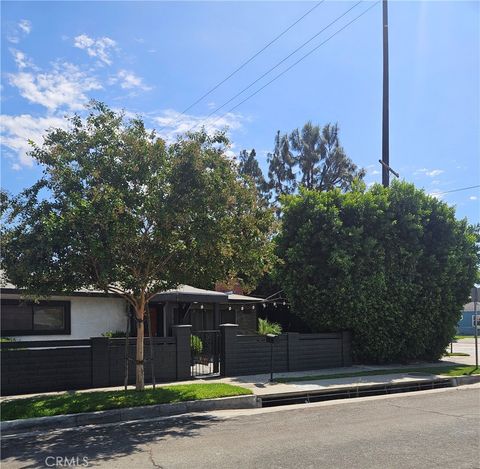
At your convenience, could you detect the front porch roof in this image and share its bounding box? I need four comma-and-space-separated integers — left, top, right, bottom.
149, 285, 265, 304
227, 293, 265, 302
150, 285, 228, 304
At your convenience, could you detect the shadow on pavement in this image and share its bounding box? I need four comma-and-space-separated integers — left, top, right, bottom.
1, 414, 220, 468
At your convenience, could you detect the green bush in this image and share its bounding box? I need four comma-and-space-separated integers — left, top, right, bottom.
0, 338, 16, 342
276, 181, 479, 364
191, 335, 203, 355
101, 331, 127, 338
258, 318, 282, 336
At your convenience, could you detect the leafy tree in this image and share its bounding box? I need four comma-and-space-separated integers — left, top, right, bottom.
289, 122, 365, 191
2, 102, 275, 390
237, 149, 269, 201
275, 181, 479, 363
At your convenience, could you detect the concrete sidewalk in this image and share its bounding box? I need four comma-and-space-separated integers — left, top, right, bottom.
219, 361, 479, 397
443, 338, 478, 365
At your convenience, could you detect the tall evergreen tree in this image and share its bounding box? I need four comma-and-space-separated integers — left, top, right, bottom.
239, 122, 365, 205
267, 131, 296, 202
289, 121, 320, 189
238, 149, 269, 201
290, 122, 365, 191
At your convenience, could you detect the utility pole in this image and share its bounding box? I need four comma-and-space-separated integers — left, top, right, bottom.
381, 0, 390, 188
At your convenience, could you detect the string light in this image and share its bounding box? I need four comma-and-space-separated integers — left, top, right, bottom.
200, 304, 204, 310
228, 306, 232, 311
241, 306, 244, 311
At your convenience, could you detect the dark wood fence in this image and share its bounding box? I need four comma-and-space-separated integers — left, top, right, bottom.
1, 326, 191, 396
220, 326, 351, 377
1, 324, 352, 395
1, 340, 92, 395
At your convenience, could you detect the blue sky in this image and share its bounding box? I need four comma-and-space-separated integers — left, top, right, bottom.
1, 1, 479, 223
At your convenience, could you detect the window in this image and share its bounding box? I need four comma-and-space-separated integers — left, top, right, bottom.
472, 314, 480, 328
1, 300, 71, 335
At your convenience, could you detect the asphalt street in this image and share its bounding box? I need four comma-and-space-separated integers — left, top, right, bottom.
2, 384, 479, 469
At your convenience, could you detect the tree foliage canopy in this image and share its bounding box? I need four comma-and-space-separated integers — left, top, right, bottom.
2, 102, 274, 298
1, 102, 275, 389
275, 181, 479, 363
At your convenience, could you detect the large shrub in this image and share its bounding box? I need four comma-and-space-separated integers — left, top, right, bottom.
276, 181, 479, 363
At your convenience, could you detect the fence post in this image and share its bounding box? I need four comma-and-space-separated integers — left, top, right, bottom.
287, 332, 300, 372
172, 325, 192, 381
91, 337, 110, 388
219, 324, 239, 377
341, 330, 352, 366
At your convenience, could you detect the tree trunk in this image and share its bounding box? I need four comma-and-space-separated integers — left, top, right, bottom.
135, 307, 145, 391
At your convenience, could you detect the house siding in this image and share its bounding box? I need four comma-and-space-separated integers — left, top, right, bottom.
457, 310, 478, 336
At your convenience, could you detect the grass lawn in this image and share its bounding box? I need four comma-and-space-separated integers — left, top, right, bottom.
454, 335, 475, 340
275, 365, 480, 383
444, 352, 470, 357
1, 383, 252, 422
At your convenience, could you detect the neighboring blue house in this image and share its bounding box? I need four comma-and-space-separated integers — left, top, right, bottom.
457, 302, 479, 335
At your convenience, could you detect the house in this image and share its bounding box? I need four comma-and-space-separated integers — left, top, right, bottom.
457, 302, 479, 336
0, 279, 263, 341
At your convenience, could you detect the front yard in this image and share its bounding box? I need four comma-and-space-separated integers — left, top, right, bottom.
1, 383, 252, 421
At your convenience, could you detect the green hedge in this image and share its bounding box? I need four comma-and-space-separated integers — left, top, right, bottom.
276, 181, 479, 364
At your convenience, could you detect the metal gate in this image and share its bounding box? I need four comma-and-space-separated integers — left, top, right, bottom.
191, 330, 221, 377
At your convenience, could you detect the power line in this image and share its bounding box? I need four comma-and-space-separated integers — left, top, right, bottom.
197, 1, 363, 124
203, 1, 380, 131
430, 185, 480, 196
159, 1, 325, 131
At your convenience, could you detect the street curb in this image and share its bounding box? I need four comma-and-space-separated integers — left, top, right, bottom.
449, 375, 480, 386
0, 394, 260, 435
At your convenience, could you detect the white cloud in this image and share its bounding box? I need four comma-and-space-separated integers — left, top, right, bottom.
414, 168, 444, 177
0, 114, 68, 167
74, 34, 116, 65
7, 19, 32, 43
10, 49, 34, 70
115, 70, 151, 91
8, 62, 102, 111
18, 20, 32, 34
425, 169, 444, 177
469, 196, 478, 201
153, 109, 244, 143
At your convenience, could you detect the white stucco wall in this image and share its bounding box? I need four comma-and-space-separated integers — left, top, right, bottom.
1, 293, 127, 341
